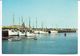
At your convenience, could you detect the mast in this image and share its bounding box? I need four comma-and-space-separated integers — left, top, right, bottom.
18, 17, 20, 30
21, 16, 23, 24
41, 21, 43, 31
36, 17, 37, 29
29, 17, 31, 28
21, 16, 25, 28
33, 21, 34, 29
19, 17, 20, 26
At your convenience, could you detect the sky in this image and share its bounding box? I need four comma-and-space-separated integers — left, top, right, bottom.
0, 1, 2, 27
2, 0, 77, 28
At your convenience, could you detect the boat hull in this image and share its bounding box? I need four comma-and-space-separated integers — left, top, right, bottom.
18, 31, 26, 36
26, 32, 36, 37
8, 30, 18, 36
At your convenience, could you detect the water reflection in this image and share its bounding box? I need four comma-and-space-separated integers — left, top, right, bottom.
2, 33, 77, 54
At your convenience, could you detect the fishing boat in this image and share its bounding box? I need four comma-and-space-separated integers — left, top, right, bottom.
18, 16, 26, 36
8, 15, 19, 36
18, 31, 26, 36
39, 31, 48, 34
26, 32, 36, 37
26, 17, 36, 38
34, 18, 48, 34
51, 30, 58, 33
8, 29, 19, 36
2, 29, 18, 37
34, 30, 40, 34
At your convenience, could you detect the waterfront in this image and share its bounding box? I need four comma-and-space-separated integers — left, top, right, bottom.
2, 33, 77, 54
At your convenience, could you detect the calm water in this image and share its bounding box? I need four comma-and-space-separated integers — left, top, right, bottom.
2, 33, 78, 54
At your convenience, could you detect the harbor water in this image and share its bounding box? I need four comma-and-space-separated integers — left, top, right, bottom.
2, 33, 77, 54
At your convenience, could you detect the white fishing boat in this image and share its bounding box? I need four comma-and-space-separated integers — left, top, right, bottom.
8, 29, 18, 36
51, 30, 58, 33
18, 31, 26, 36
8, 15, 19, 36
25, 17, 36, 38
34, 30, 40, 34
18, 16, 27, 36
34, 30, 48, 34
39, 31, 48, 34
26, 32, 36, 37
